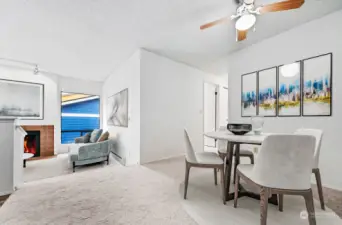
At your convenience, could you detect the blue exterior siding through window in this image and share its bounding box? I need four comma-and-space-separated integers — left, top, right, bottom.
62, 99, 100, 114
61, 98, 100, 144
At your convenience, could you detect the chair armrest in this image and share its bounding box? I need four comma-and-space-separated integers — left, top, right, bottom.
78, 141, 109, 161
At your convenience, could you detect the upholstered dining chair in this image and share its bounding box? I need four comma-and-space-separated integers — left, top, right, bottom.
295, 128, 325, 210
234, 134, 317, 225
183, 129, 225, 204
217, 126, 255, 164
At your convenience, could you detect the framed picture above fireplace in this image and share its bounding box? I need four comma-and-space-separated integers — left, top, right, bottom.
0, 79, 44, 120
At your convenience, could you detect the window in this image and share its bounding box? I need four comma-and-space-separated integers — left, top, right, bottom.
61, 92, 100, 144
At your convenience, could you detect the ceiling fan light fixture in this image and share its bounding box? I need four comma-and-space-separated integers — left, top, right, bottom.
235, 14, 256, 31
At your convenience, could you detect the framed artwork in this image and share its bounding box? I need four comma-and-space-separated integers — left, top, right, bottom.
0, 79, 44, 120
241, 72, 257, 117
278, 62, 301, 117
257, 67, 277, 117
302, 53, 332, 116
107, 88, 128, 127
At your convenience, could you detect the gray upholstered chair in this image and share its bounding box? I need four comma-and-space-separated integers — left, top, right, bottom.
234, 134, 317, 225
183, 129, 225, 204
295, 128, 325, 210
69, 130, 110, 172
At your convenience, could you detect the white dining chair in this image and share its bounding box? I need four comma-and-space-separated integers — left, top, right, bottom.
234, 134, 317, 225
217, 126, 255, 164
183, 129, 225, 204
295, 128, 325, 210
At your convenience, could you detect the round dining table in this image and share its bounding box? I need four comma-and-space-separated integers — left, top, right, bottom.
205, 130, 278, 205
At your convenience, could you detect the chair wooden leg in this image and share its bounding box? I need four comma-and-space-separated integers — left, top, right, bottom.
225, 142, 234, 199
184, 162, 191, 199
303, 189, 316, 225
234, 172, 240, 208
313, 168, 325, 210
260, 187, 269, 225
278, 194, 284, 212
214, 168, 218, 186
233, 144, 240, 184
220, 166, 226, 205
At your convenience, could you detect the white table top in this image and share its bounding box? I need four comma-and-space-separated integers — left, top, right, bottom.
23, 153, 34, 160
205, 131, 269, 145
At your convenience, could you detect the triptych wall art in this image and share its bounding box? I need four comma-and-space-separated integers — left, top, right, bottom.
241, 53, 332, 117
241, 72, 257, 117
258, 67, 277, 117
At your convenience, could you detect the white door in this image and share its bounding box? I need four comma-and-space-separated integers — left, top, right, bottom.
219, 86, 229, 126
204, 82, 217, 147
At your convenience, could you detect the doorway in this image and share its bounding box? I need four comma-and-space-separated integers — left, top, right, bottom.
204, 82, 217, 148
218, 86, 229, 127
204, 83, 229, 150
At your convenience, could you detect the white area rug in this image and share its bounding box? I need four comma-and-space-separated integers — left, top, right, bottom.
179, 170, 342, 225
0, 165, 197, 225
145, 157, 342, 225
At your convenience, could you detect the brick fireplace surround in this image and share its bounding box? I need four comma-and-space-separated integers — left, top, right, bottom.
22, 125, 54, 158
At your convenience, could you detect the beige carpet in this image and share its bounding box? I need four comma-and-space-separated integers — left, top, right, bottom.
2, 156, 342, 225
0, 165, 197, 225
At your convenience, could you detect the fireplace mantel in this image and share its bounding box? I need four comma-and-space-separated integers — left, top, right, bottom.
21, 125, 54, 158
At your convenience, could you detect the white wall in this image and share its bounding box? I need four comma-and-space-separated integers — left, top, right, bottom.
102, 50, 141, 165
0, 64, 103, 154
140, 50, 226, 163
227, 10, 342, 190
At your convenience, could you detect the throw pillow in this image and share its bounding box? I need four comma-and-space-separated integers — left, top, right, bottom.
97, 131, 109, 142
89, 129, 103, 143
83, 132, 91, 143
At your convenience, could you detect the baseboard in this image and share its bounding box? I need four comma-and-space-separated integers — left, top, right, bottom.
110, 152, 126, 166
311, 175, 342, 192
141, 153, 185, 165
0, 190, 13, 197
322, 184, 342, 192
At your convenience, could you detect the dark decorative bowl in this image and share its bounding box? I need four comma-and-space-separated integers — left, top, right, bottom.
227, 123, 252, 135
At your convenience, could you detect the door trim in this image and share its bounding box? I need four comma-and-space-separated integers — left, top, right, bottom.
203, 82, 218, 148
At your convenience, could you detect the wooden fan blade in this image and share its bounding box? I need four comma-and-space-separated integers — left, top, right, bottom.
260, 0, 305, 14
200, 17, 230, 30
237, 29, 247, 42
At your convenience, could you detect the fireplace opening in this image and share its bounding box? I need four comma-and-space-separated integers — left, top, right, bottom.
24, 131, 40, 157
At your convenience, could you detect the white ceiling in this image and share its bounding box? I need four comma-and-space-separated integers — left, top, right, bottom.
0, 0, 341, 81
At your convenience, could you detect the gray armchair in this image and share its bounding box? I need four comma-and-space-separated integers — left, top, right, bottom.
68, 130, 110, 172
69, 141, 110, 172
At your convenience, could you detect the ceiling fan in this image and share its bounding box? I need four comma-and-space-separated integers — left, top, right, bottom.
200, 0, 305, 41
